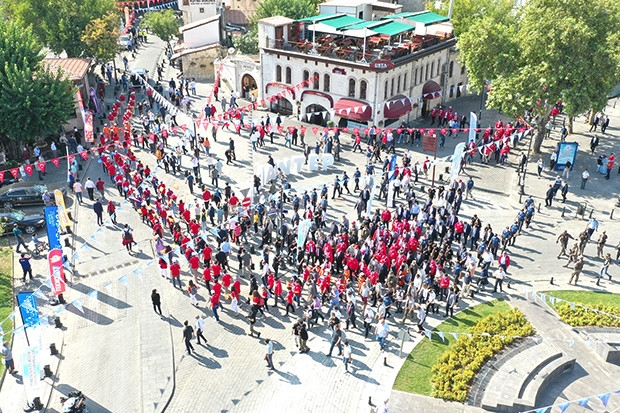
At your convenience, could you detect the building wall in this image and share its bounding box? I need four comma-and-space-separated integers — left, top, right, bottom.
183, 20, 221, 48
180, 0, 218, 24
395, 0, 426, 13
180, 47, 220, 81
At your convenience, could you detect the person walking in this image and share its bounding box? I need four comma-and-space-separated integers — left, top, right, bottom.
107, 200, 117, 225
597, 231, 608, 258
327, 323, 344, 357
210, 291, 221, 322
96, 178, 106, 199
93, 199, 104, 226
73, 179, 84, 204
151, 289, 162, 315
597, 253, 612, 285
122, 224, 134, 252
84, 177, 96, 200
493, 267, 506, 293
342, 340, 352, 373
568, 256, 584, 285
13, 224, 28, 253
299, 322, 310, 353
1, 341, 17, 375
375, 317, 390, 350
580, 169, 590, 189
188, 280, 199, 306
363, 305, 375, 339
195, 315, 207, 345
545, 185, 554, 207
182, 320, 195, 355
247, 306, 261, 338
19, 253, 33, 282
264, 339, 275, 369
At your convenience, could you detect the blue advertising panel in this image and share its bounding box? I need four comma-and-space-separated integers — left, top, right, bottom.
44, 206, 62, 250
555, 142, 578, 171
16, 292, 39, 328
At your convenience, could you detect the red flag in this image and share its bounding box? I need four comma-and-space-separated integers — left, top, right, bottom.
260, 100, 266, 106
180, 124, 187, 132
51, 158, 61, 168
428, 129, 436, 135
419, 128, 427, 134
408, 128, 414, 134
452, 128, 459, 134
0, 172, 4, 183
214, 124, 220, 131
68, 154, 75, 164
277, 126, 284, 134
475, 128, 481, 132
440, 128, 447, 135
300, 126, 307, 134
311, 127, 319, 135
342, 127, 349, 133
354, 128, 360, 135
386, 128, 393, 134
24, 164, 34, 176
37, 161, 46, 174
363, 128, 370, 135
266, 125, 273, 133
171, 126, 178, 134
10, 168, 19, 179
80, 151, 89, 161
288, 126, 295, 133
463, 128, 469, 133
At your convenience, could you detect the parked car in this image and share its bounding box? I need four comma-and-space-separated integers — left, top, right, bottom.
118, 34, 133, 50
130, 68, 149, 88
0, 209, 45, 235
0, 182, 65, 209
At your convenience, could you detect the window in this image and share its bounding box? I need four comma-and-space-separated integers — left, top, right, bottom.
360, 80, 367, 100
403, 73, 407, 90
276, 65, 282, 82
285, 67, 292, 84
449, 61, 454, 78
323, 74, 330, 92
348, 78, 356, 97
461, 64, 466, 75
313, 72, 319, 90
397, 75, 401, 93
390, 78, 394, 96
384, 81, 388, 100
414, 68, 418, 85
303, 70, 309, 87
437, 59, 441, 76
431, 62, 435, 79
449, 85, 454, 98
425, 63, 429, 81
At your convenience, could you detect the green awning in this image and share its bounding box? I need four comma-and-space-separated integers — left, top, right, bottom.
406, 11, 450, 26
373, 21, 413, 36
296, 14, 337, 23
320, 15, 364, 28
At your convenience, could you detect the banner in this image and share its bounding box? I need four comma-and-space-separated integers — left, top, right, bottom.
76, 90, 94, 143
450, 142, 466, 180
555, 142, 578, 171
48, 249, 66, 296
16, 292, 39, 328
366, 182, 377, 216
387, 181, 394, 208
297, 219, 312, 248
22, 346, 42, 400
388, 155, 397, 180
44, 206, 62, 250
469, 112, 477, 143
54, 189, 72, 228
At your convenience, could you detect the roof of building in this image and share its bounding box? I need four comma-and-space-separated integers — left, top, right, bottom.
227, 9, 248, 26
344, 19, 413, 36
319, 0, 401, 10
382, 11, 449, 25
43, 58, 92, 82
171, 43, 220, 61
258, 16, 295, 26
180, 15, 219, 33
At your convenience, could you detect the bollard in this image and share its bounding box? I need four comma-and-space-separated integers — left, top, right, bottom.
611, 209, 614, 220
561, 207, 565, 217
589, 208, 594, 219
550, 277, 554, 285
43, 364, 53, 378
538, 203, 541, 213
368, 397, 372, 406
384, 357, 387, 366
50, 343, 58, 355
54, 317, 63, 328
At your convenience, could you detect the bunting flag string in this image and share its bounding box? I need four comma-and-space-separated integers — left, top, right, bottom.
525, 289, 620, 320
419, 329, 596, 348
519, 389, 620, 413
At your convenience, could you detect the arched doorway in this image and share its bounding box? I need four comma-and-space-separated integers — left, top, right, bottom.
305, 104, 330, 126
270, 97, 293, 116
421, 80, 442, 117
241, 74, 258, 100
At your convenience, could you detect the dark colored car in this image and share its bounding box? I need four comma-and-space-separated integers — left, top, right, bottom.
0, 182, 65, 209
0, 209, 45, 235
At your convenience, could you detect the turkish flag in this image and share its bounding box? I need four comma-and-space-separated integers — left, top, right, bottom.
80, 151, 89, 161
475, 128, 481, 132
440, 128, 447, 135
0, 172, 4, 183
386, 128, 393, 134
171, 126, 178, 134
68, 154, 75, 164
24, 164, 34, 176
408, 128, 414, 134
288, 126, 295, 133
37, 161, 46, 174
180, 124, 187, 132
342, 127, 349, 133
452, 128, 459, 134
300, 126, 307, 134
311, 127, 319, 135
260, 99, 266, 106
354, 128, 360, 135
428, 129, 436, 135
10, 168, 19, 179
463, 128, 469, 133
363, 128, 370, 135
51, 158, 61, 168
277, 126, 284, 134
214, 124, 220, 131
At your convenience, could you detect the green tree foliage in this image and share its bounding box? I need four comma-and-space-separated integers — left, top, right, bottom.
0, 20, 75, 147
456, 0, 620, 152
427, 0, 514, 37
2, 0, 115, 58
253, 0, 319, 23
142, 9, 180, 49
82, 12, 121, 64
233, 29, 259, 55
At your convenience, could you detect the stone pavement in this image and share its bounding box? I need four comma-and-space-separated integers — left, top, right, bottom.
1, 31, 620, 413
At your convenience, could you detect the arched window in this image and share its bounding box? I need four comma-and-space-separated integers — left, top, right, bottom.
348, 78, 356, 97
384, 81, 388, 100
425, 63, 430, 81
285, 67, 292, 84
414, 68, 418, 85
403, 73, 407, 90
397, 75, 401, 93
360, 80, 367, 100
276, 65, 282, 82
390, 78, 394, 96
303, 70, 309, 87
313, 72, 319, 90
449, 62, 454, 78
431, 62, 435, 79
323, 74, 330, 92
437, 59, 441, 76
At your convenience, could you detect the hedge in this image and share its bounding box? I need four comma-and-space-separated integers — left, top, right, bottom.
430, 308, 535, 402
554, 302, 620, 327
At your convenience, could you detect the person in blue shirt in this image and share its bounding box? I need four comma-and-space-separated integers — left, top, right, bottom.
18, 253, 33, 282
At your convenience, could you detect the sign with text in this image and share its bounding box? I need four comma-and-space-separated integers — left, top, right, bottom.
54, 189, 72, 228
48, 249, 66, 296
370, 60, 395, 70
16, 292, 39, 329
44, 206, 62, 250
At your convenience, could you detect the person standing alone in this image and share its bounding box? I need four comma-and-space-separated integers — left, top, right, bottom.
182, 320, 195, 355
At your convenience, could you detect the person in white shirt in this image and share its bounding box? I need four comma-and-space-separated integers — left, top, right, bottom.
84, 177, 97, 201
264, 339, 274, 369
195, 315, 207, 345
342, 340, 352, 373
581, 169, 590, 189
73, 179, 84, 204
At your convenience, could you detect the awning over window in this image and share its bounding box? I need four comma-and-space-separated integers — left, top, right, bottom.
334, 98, 372, 122
384, 94, 412, 119
301, 90, 334, 107
422, 80, 442, 99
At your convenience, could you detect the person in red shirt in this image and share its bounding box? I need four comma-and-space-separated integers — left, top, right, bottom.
202, 266, 212, 292
273, 278, 283, 307
285, 286, 295, 316
222, 272, 232, 295
159, 257, 169, 278
210, 292, 221, 322
202, 245, 213, 266
170, 259, 181, 289
189, 254, 200, 283
292, 279, 303, 307
211, 262, 221, 280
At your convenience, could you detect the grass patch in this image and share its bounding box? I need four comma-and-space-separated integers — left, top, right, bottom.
542, 290, 620, 327
393, 298, 511, 396
0, 248, 14, 376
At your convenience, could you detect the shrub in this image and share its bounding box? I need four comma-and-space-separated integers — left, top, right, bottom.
430, 308, 535, 402
554, 302, 620, 327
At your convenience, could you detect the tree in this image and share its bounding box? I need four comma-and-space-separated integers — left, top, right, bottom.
456, 0, 620, 153
82, 12, 121, 65
142, 9, 180, 49
253, 0, 319, 23
233, 29, 259, 55
0, 20, 75, 157
426, 0, 514, 37
2, 0, 116, 58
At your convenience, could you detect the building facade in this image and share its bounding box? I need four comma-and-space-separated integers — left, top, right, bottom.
257, 5, 468, 128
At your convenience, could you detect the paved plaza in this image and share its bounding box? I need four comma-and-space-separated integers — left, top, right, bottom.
1, 35, 619, 413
